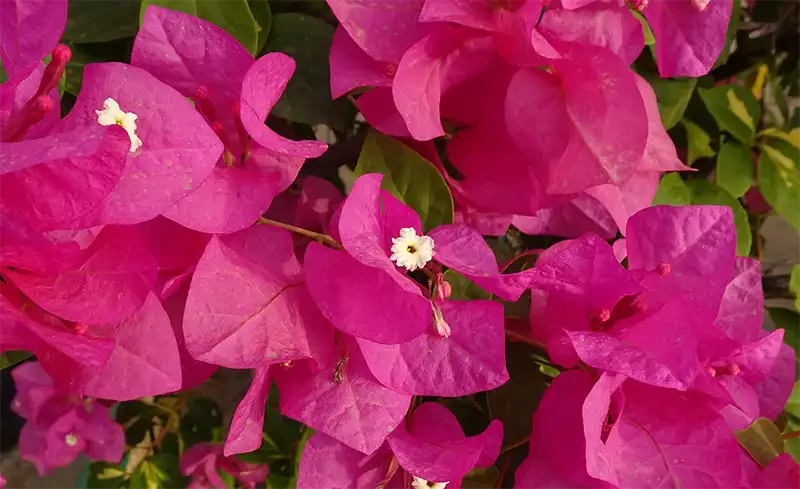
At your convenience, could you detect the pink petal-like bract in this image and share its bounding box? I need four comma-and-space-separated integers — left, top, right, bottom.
0, 0, 67, 77
275, 337, 411, 454
224, 366, 271, 457
297, 432, 392, 489
184, 226, 331, 368
429, 224, 535, 301
68, 293, 182, 401
329, 26, 393, 99
58, 62, 222, 225
357, 300, 508, 396
326, 0, 432, 63
0, 126, 129, 230
4, 225, 158, 324
645, 0, 733, 77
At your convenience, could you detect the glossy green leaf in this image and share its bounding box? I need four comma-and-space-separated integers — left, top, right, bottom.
758, 142, 800, 231
654, 177, 751, 255
180, 397, 222, 447
684, 120, 716, 166
148, 453, 187, 488
65, 38, 134, 96
791, 265, 800, 311
653, 172, 691, 205
646, 77, 697, 130
64, 1, 141, 43
735, 417, 785, 468
699, 85, 762, 144
83, 461, 127, 489
716, 140, 755, 197
354, 131, 454, 231
141, 0, 259, 55
767, 307, 800, 370
267, 474, 297, 489
0, 350, 31, 370
631, 10, 655, 46
443, 270, 491, 301
264, 13, 355, 131
248, 0, 271, 54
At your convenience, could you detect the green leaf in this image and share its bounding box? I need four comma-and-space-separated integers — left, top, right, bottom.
82, 461, 127, 489
791, 265, 800, 310
264, 13, 355, 131
248, 0, 271, 54
180, 397, 222, 446
735, 417, 785, 468
684, 120, 717, 166
712, 0, 740, 68
785, 382, 800, 461
646, 76, 697, 130
0, 350, 31, 370
767, 307, 800, 369
630, 10, 655, 46
716, 140, 755, 197
148, 453, 188, 488
140, 0, 259, 55
64, 1, 141, 43
443, 270, 491, 301
267, 474, 297, 489
758, 142, 800, 231
654, 177, 752, 255
462, 466, 501, 489
653, 172, 691, 205
65, 38, 134, 96
354, 131, 454, 231
699, 85, 762, 144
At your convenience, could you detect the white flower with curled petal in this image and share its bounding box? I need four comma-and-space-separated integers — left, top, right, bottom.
390, 227, 434, 272
411, 476, 448, 489
95, 97, 142, 152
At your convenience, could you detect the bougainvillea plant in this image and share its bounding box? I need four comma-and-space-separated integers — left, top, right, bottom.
0, 0, 798, 487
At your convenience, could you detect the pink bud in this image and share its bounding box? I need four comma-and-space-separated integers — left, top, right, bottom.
194, 86, 219, 123
657, 263, 671, 277
436, 281, 452, 301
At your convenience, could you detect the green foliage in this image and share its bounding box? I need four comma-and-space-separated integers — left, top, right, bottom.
140, 0, 260, 55
735, 417, 785, 468
716, 139, 755, 197
64, 1, 141, 43
180, 397, 223, 446
699, 85, 762, 144
265, 13, 355, 131
354, 131, 455, 231
647, 76, 697, 130
757, 140, 800, 231
683, 120, 717, 166
0, 350, 32, 370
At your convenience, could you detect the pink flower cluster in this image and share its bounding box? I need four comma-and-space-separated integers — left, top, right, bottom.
327, 0, 734, 237
0, 0, 797, 486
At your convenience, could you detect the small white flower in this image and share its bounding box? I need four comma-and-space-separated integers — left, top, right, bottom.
411, 476, 448, 489
96, 97, 142, 152
64, 434, 79, 447
390, 227, 434, 272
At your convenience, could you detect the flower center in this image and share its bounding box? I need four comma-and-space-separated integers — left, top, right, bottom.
64, 434, 78, 447
390, 227, 435, 272
95, 97, 142, 152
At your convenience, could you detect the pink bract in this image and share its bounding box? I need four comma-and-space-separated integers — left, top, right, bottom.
0, 0, 67, 77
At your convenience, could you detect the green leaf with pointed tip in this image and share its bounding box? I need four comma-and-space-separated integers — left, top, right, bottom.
354, 131, 454, 231
0, 350, 31, 370
758, 141, 800, 231
735, 417, 785, 468
265, 13, 355, 131
716, 140, 755, 197
64, 1, 140, 43
684, 120, 716, 166
699, 85, 762, 144
653, 172, 691, 205
248, 0, 271, 54
646, 77, 697, 130
141, 0, 259, 55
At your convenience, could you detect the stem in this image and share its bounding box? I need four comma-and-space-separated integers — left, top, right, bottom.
501, 249, 544, 273
504, 329, 547, 351
784, 431, 800, 440
257, 217, 342, 250
495, 454, 511, 489
501, 435, 530, 454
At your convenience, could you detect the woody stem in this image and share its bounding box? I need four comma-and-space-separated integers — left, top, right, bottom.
256, 217, 343, 250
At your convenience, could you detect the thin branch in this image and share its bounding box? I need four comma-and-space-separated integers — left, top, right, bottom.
257, 217, 343, 250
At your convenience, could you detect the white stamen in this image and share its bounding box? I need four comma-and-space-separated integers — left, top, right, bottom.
96, 97, 142, 152
390, 228, 434, 272
64, 434, 78, 447
411, 476, 449, 489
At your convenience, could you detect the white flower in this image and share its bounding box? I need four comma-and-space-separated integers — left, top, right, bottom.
390, 227, 434, 272
64, 434, 79, 447
411, 476, 448, 489
96, 97, 142, 152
